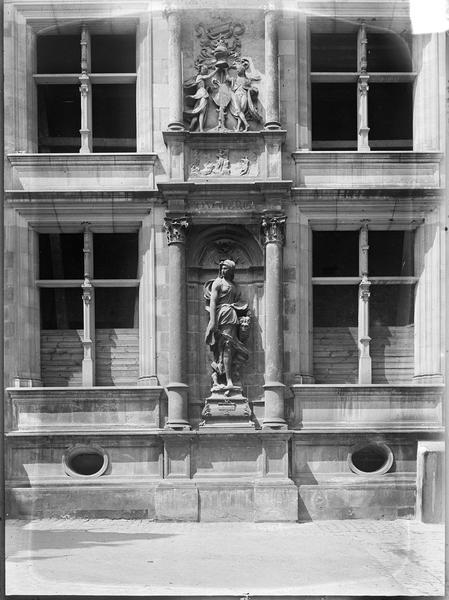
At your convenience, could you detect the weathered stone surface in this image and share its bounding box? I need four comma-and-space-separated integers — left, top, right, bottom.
416, 440, 444, 523
155, 483, 198, 521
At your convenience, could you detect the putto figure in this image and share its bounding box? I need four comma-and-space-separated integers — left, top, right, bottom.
204, 259, 251, 392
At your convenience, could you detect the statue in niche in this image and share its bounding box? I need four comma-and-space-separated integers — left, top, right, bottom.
204, 259, 251, 393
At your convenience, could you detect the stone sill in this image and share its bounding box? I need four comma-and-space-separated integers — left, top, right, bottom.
7, 152, 158, 191
292, 151, 443, 188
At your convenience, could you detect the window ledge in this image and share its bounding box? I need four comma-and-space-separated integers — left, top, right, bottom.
290, 384, 444, 431
292, 150, 443, 188
8, 152, 158, 191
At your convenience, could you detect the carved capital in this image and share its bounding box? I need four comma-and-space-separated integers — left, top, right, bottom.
359, 275, 371, 302
164, 216, 190, 244
261, 215, 286, 246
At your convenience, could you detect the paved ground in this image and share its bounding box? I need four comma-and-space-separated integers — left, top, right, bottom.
6, 518, 445, 596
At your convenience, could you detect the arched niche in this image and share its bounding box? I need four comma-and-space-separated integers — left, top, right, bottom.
186, 225, 265, 426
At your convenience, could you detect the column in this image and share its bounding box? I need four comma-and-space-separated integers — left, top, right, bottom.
163, 216, 191, 429
358, 223, 371, 383
413, 212, 444, 383
261, 214, 287, 429
79, 25, 92, 153
138, 212, 159, 385
81, 224, 95, 386
413, 33, 443, 151
357, 23, 370, 151
264, 7, 281, 130
165, 8, 184, 131
295, 13, 311, 150
136, 14, 153, 151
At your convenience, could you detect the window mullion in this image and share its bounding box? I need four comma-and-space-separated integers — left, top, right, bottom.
79, 24, 92, 153
358, 222, 372, 383
357, 22, 370, 151
81, 223, 95, 385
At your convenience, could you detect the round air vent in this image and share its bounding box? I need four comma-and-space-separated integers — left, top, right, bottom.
63, 444, 109, 478
348, 442, 393, 476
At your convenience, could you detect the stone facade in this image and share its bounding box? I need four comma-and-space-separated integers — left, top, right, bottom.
3, 0, 445, 521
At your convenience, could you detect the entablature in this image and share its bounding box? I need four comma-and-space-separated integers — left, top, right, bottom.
291, 187, 443, 227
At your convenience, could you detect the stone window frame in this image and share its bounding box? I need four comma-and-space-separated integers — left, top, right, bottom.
35, 222, 141, 386
308, 18, 416, 152
311, 222, 419, 385
33, 21, 138, 154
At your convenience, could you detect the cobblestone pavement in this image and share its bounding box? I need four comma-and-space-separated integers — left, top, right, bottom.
6, 518, 445, 596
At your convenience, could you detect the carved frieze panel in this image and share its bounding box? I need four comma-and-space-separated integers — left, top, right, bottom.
189, 149, 258, 179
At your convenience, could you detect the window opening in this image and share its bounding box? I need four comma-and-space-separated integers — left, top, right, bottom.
37, 226, 139, 386
35, 24, 137, 153
310, 20, 415, 150
312, 226, 416, 384
348, 442, 393, 475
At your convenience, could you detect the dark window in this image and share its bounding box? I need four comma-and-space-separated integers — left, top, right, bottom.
312, 83, 357, 149
313, 231, 359, 276
92, 84, 136, 151
369, 284, 415, 326
37, 35, 81, 74
38, 85, 80, 152
367, 33, 412, 72
95, 288, 139, 328
311, 33, 357, 72
91, 35, 136, 72
369, 231, 414, 276
313, 285, 358, 327
93, 233, 138, 278
369, 83, 413, 149
39, 233, 84, 279
40, 288, 83, 329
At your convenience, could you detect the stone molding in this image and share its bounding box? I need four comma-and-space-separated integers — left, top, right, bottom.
8, 153, 158, 192
290, 384, 444, 432
292, 151, 443, 189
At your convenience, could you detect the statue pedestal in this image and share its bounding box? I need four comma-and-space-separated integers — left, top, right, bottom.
200, 387, 255, 429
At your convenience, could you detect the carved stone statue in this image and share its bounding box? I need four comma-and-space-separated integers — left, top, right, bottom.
204, 259, 251, 392
183, 22, 262, 133
228, 58, 262, 132
183, 64, 218, 132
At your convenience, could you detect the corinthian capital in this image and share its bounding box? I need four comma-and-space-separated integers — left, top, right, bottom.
261, 215, 286, 246
164, 216, 190, 244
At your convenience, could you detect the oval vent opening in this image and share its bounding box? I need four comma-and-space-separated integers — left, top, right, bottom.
64, 445, 108, 478
348, 442, 393, 475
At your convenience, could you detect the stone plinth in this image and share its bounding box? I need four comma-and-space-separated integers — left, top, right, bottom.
200, 388, 254, 429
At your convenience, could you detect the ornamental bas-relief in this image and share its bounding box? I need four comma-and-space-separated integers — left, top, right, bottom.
189, 149, 258, 178
183, 21, 263, 133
